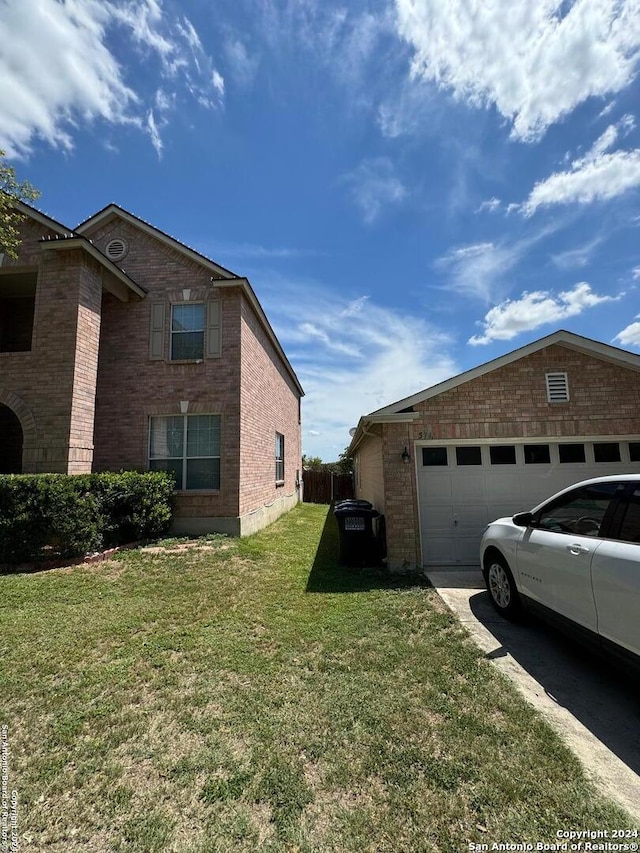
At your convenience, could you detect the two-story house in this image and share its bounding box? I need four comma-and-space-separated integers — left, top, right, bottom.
0, 202, 303, 536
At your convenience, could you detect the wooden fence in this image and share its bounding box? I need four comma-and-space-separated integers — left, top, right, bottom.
302, 470, 354, 504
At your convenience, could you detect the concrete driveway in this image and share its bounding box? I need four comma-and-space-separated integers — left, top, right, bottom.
425, 567, 640, 823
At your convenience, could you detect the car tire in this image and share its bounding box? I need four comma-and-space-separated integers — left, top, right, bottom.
484, 553, 522, 621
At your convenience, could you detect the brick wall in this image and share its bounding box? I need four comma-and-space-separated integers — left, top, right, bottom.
238, 293, 302, 519
89, 219, 242, 520
0, 218, 102, 473
381, 345, 640, 568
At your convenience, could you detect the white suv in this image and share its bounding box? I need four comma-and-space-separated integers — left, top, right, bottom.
480, 475, 640, 671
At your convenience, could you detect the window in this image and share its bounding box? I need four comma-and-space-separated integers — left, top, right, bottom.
149, 414, 220, 489
489, 445, 516, 465
275, 432, 285, 483
455, 446, 481, 466
171, 303, 205, 360
422, 447, 447, 466
0, 272, 37, 353
546, 372, 569, 402
594, 442, 621, 463
617, 488, 640, 544
534, 482, 619, 536
630, 443, 640, 463
524, 444, 550, 464
559, 443, 585, 463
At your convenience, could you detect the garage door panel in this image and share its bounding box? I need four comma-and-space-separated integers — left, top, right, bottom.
419, 472, 452, 504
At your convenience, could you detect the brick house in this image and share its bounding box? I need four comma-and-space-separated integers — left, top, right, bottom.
349, 331, 640, 569
0, 202, 303, 536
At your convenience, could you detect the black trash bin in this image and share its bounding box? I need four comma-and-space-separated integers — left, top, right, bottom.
333, 502, 380, 566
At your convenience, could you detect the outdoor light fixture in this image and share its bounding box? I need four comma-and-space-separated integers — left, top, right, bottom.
401, 446, 410, 464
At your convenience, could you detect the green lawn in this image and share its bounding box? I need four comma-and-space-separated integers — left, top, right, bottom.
0, 503, 631, 851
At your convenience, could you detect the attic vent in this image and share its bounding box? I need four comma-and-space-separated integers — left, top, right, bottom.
105, 238, 128, 261
546, 372, 569, 402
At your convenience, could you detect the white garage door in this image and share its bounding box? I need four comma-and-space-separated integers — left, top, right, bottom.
418, 439, 640, 566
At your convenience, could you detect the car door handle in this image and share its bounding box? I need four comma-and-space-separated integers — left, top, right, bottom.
567, 543, 590, 555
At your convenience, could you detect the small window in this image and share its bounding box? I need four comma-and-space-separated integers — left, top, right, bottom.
546, 372, 569, 402
171, 303, 205, 360
455, 446, 482, 466
524, 444, 550, 464
535, 482, 618, 536
489, 445, 516, 465
149, 414, 221, 489
630, 443, 640, 463
617, 488, 640, 544
559, 443, 585, 463
275, 432, 285, 483
422, 447, 448, 466
594, 442, 621, 463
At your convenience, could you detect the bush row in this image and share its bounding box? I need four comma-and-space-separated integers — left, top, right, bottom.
0, 471, 174, 565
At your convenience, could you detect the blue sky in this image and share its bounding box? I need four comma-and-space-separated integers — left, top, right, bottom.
2, 0, 640, 460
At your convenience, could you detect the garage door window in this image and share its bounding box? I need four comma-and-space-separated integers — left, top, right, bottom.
524, 444, 550, 464
422, 447, 448, 466
630, 443, 640, 462
455, 446, 482, 465
559, 443, 585, 463
489, 445, 516, 465
594, 442, 621, 463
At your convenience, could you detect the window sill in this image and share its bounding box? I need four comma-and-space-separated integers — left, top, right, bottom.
174, 489, 221, 495
275, 480, 285, 488
165, 358, 205, 365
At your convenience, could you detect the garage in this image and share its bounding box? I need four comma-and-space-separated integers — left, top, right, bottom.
349, 330, 640, 571
417, 438, 640, 565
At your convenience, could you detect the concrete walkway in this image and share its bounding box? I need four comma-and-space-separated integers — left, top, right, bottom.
425, 567, 640, 824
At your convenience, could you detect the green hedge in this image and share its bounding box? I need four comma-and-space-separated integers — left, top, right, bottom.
0, 471, 174, 565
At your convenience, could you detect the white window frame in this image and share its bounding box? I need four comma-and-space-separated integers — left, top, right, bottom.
170, 302, 205, 361
149, 414, 221, 490
275, 432, 285, 484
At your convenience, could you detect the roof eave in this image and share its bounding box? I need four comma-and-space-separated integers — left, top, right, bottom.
39, 237, 147, 300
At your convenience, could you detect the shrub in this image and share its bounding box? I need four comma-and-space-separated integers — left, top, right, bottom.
0, 471, 174, 565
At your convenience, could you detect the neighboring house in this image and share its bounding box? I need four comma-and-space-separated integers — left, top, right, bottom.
0, 202, 303, 536
349, 330, 640, 570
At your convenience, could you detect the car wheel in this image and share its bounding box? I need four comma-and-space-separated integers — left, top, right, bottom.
484, 554, 522, 621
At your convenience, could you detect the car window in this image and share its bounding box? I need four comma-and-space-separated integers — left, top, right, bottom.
534, 482, 619, 536
617, 487, 640, 544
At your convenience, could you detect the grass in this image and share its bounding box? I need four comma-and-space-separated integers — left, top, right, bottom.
0, 503, 633, 851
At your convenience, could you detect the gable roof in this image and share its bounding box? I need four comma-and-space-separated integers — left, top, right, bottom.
39, 234, 147, 300
367, 330, 640, 418
14, 200, 74, 237
76, 204, 303, 396
76, 203, 239, 280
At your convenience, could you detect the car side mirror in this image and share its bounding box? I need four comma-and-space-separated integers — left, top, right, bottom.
512, 511, 533, 527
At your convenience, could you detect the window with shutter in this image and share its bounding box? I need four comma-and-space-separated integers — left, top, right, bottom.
546, 372, 569, 402
149, 303, 165, 360
206, 298, 221, 358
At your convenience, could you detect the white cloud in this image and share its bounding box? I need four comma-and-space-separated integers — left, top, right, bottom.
0, 0, 223, 157
224, 38, 260, 88
342, 157, 408, 223
394, 0, 640, 141
146, 109, 164, 157
476, 197, 502, 214
521, 149, 640, 215
551, 237, 602, 270
615, 317, 640, 347
469, 282, 618, 345
435, 241, 525, 303
632, 267, 640, 280
257, 275, 458, 459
